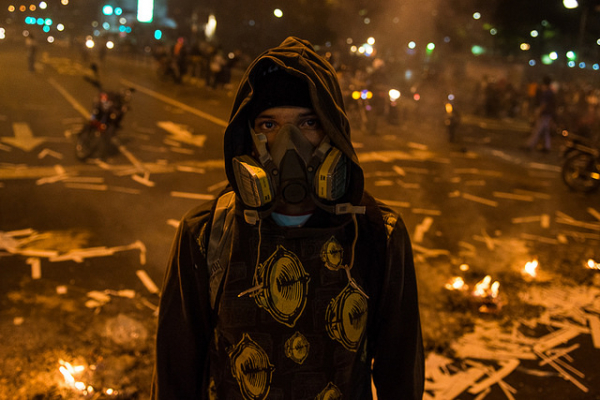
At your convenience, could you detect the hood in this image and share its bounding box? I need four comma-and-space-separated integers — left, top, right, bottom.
223, 36, 364, 208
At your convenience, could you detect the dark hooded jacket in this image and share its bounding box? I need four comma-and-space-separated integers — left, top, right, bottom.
152, 37, 424, 400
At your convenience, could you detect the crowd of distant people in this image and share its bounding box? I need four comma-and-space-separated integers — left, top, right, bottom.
472, 74, 600, 141
151, 38, 245, 90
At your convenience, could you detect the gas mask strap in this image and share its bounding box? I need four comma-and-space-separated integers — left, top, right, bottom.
308, 137, 332, 169
310, 197, 366, 215
249, 126, 272, 166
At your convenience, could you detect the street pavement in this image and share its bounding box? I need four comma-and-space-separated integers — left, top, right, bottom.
1, 41, 600, 399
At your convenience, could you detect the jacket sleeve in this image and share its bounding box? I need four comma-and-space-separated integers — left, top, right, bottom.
151, 210, 213, 400
371, 210, 425, 400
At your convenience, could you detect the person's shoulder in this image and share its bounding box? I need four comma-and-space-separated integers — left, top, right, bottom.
361, 191, 408, 237
180, 199, 217, 230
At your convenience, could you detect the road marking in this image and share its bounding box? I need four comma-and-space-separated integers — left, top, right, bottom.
47, 78, 89, 118
2, 123, 47, 151
120, 79, 229, 128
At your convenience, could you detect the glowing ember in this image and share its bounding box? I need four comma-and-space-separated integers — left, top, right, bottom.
587, 259, 600, 270
445, 276, 467, 291
459, 263, 470, 272
524, 259, 538, 278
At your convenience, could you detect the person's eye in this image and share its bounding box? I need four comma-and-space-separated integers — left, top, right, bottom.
257, 120, 276, 131
301, 118, 321, 129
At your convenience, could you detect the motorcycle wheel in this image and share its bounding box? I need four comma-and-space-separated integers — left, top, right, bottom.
75, 124, 102, 161
561, 152, 600, 193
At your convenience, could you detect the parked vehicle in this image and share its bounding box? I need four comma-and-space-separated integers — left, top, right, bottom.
560, 129, 600, 193
75, 75, 135, 161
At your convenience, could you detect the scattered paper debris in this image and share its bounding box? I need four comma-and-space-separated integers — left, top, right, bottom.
414, 217, 434, 243
27, 257, 41, 279
136, 269, 159, 295
461, 192, 499, 207
171, 191, 216, 200
38, 148, 64, 160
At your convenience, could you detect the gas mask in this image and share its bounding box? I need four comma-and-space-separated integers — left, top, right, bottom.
232, 124, 349, 218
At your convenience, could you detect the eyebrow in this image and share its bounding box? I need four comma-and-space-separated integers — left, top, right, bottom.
256, 111, 318, 119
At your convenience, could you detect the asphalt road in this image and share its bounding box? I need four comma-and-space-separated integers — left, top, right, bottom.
1, 41, 600, 399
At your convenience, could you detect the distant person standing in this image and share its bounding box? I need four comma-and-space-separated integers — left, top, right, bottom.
526, 76, 556, 152
25, 33, 37, 72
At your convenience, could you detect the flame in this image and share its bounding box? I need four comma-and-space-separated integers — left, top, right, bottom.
58, 359, 87, 393
459, 263, 470, 272
524, 259, 538, 278
445, 276, 466, 291
587, 259, 600, 270
473, 275, 492, 297
490, 281, 500, 298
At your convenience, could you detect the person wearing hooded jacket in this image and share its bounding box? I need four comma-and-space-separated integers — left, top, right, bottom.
151, 37, 424, 400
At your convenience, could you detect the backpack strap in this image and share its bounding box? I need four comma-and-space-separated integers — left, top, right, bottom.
207, 191, 237, 310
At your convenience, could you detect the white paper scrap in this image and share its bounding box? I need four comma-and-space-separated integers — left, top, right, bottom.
137, 269, 160, 294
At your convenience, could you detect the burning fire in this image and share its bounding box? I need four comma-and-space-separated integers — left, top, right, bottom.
587, 259, 600, 270
523, 259, 538, 278
445, 276, 467, 291
472, 275, 500, 299
59, 359, 90, 393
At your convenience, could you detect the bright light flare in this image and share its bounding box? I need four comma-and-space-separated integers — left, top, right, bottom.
587, 259, 600, 270
563, 0, 579, 9
388, 89, 400, 101
273, 8, 283, 18
445, 276, 466, 291
524, 259, 538, 278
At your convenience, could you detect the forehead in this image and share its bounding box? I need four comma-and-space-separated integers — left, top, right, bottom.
255, 106, 316, 120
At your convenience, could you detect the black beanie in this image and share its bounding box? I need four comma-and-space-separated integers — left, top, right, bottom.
248, 69, 313, 122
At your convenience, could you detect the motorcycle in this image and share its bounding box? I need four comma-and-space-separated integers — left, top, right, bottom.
560, 129, 600, 193
75, 75, 135, 161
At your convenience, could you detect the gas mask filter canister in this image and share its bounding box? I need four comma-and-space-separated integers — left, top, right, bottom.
232, 124, 348, 211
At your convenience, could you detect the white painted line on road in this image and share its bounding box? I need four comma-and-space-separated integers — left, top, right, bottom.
47, 78, 89, 118
2, 123, 47, 151
121, 79, 228, 128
